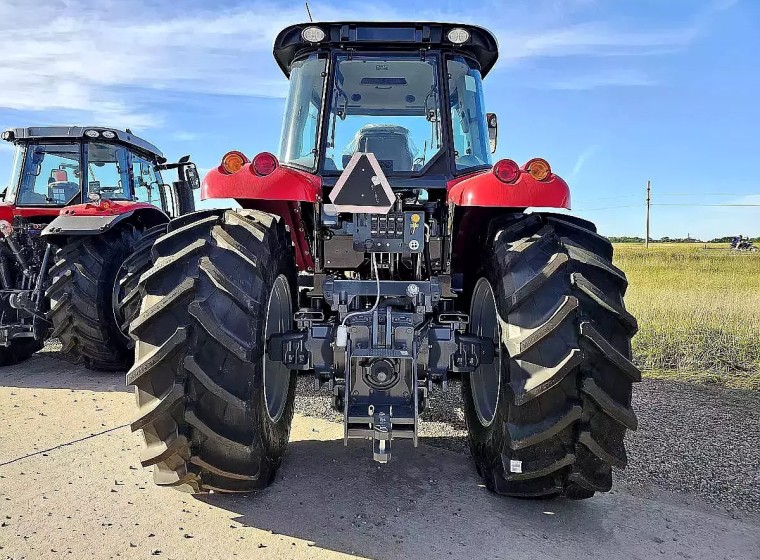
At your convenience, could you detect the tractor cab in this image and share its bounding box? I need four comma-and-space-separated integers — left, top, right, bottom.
1, 126, 199, 218
275, 23, 498, 186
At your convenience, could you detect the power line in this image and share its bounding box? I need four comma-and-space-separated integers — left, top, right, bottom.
583, 192, 760, 202
573, 204, 645, 211
652, 203, 760, 207
574, 203, 760, 211
656, 193, 760, 197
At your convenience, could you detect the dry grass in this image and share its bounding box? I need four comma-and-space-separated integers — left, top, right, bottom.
613, 243, 760, 390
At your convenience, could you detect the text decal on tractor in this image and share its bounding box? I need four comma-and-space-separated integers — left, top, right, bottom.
126, 22, 639, 500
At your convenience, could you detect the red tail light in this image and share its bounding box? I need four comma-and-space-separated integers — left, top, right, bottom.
493, 159, 520, 184
252, 152, 279, 177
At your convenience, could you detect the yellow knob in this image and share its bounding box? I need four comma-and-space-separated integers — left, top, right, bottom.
411, 214, 420, 223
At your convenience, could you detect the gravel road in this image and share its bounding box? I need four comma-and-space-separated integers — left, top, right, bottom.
1, 345, 758, 560
296, 374, 760, 519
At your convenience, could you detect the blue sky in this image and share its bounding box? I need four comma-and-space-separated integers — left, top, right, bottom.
0, 0, 757, 239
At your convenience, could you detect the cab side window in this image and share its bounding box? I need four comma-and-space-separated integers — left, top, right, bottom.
131, 154, 161, 209
86, 143, 130, 200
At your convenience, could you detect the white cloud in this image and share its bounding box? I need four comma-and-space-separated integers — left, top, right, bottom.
496, 22, 700, 63
0, 0, 723, 129
571, 145, 600, 178
548, 69, 656, 90
0, 0, 325, 127
172, 132, 198, 142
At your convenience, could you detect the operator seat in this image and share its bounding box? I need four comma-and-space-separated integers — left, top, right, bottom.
344, 125, 414, 171
47, 169, 79, 204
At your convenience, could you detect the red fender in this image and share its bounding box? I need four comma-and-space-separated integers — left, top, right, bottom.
202, 164, 322, 203
41, 200, 169, 236
447, 169, 571, 209
0, 202, 61, 222
60, 200, 165, 217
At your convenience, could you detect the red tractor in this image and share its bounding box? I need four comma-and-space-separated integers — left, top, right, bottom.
126, 23, 639, 499
0, 126, 198, 369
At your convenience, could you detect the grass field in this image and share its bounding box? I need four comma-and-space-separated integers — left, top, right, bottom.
613, 243, 760, 389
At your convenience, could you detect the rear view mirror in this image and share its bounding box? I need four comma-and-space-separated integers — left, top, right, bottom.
486, 112, 498, 154
184, 163, 200, 190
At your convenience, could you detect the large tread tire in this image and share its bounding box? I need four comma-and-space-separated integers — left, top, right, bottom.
462, 213, 640, 499
46, 226, 145, 371
118, 224, 169, 342
117, 212, 221, 343
0, 296, 44, 366
127, 209, 297, 493
0, 338, 43, 366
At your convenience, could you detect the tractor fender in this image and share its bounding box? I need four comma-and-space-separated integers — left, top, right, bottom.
447, 169, 571, 209
41, 202, 168, 237
202, 164, 321, 203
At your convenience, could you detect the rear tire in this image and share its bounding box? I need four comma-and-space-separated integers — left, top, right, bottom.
117, 212, 223, 342
462, 213, 640, 499
117, 223, 169, 342
47, 226, 146, 371
0, 338, 43, 366
0, 296, 44, 366
127, 209, 297, 492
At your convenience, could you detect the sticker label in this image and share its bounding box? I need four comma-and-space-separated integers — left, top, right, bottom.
509, 460, 522, 473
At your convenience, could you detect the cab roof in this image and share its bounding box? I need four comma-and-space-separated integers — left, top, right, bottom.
2, 126, 164, 160
274, 22, 499, 78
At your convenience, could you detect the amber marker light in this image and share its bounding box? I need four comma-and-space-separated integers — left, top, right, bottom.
221, 151, 248, 174
526, 158, 552, 181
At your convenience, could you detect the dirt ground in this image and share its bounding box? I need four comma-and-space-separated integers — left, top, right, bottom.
1, 347, 758, 560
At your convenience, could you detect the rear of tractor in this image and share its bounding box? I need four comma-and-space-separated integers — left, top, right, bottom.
126, 23, 640, 498
0, 127, 198, 369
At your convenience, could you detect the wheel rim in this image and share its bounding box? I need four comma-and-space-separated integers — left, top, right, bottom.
469, 278, 502, 427
263, 274, 292, 423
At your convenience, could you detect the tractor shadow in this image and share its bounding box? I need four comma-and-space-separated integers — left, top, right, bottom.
0, 343, 129, 392
197, 438, 626, 560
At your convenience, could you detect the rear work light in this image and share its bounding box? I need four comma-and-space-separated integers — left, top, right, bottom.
252, 152, 279, 177
447, 28, 470, 44
302, 26, 326, 43
493, 159, 521, 184
526, 158, 552, 181
221, 151, 248, 174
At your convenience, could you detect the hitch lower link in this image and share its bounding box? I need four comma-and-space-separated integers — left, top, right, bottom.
267, 308, 495, 464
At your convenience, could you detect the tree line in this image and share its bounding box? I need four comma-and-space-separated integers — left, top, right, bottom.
609, 236, 760, 243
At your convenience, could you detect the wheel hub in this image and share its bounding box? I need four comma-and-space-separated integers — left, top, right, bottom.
263, 275, 293, 422
468, 278, 502, 427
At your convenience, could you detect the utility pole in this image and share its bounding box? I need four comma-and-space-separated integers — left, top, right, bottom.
645, 180, 651, 248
